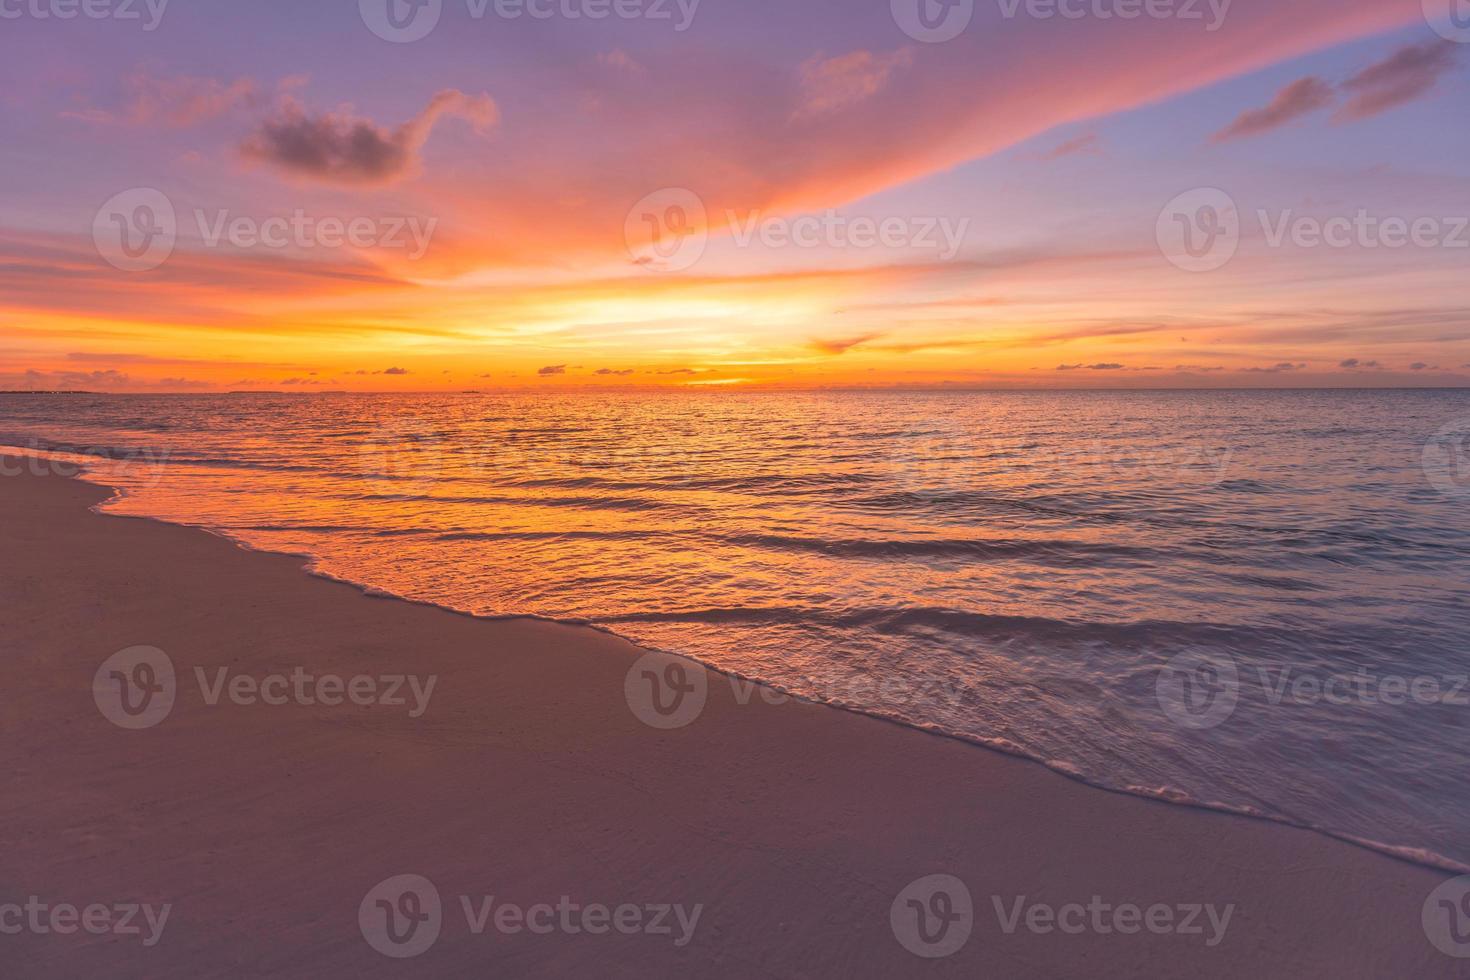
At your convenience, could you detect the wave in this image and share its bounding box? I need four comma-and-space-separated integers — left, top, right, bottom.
723, 532, 1155, 564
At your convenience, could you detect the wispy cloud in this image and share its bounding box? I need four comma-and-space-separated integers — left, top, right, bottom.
1041, 132, 1103, 159
793, 49, 913, 119
1336, 41, 1459, 122
1211, 77, 1335, 142
809, 332, 884, 355
64, 69, 260, 127
597, 49, 646, 75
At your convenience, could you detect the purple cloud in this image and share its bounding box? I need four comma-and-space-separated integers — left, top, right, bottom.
1336, 42, 1460, 122
243, 89, 498, 185
1211, 77, 1335, 143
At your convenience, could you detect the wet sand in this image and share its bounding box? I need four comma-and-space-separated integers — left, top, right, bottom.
0, 456, 1460, 978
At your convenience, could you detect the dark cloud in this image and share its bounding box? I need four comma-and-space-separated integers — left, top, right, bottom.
1339, 359, 1381, 369
1056, 363, 1125, 371
653, 368, 696, 375
538, 365, 567, 376
595, 368, 635, 376
382, 367, 410, 375
243, 89, 498, 185
1239, 362, 1307, 373
1336, 42, 1459, 122
1211, 77, 1335, 142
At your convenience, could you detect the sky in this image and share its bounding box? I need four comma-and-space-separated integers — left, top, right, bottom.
1, 0, 1468, 391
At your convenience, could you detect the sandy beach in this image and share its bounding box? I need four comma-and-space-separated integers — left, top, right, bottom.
0, 455, 1460, 978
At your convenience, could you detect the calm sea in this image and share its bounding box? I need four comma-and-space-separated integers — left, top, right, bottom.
4, 389, 1468, 869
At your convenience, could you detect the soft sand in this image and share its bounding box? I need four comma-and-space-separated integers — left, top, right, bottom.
0, 457, 1461, 978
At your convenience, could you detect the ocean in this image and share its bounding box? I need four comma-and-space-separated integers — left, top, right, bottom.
3, 388, 1467, 870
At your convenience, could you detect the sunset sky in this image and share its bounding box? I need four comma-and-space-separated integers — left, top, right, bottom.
2, 0, 1467, 390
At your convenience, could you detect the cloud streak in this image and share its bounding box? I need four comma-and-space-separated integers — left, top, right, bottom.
1336, 41, 1460, 122
1211, 77, 1335, 142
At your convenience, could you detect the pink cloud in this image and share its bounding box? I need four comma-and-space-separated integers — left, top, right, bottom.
598, 49, 646, 75
64, 69, 259, 127
793, 49, 914, 119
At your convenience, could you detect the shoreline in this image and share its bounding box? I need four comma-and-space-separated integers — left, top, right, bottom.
1, 454, 1461, 976
31, 446, 1465, 878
